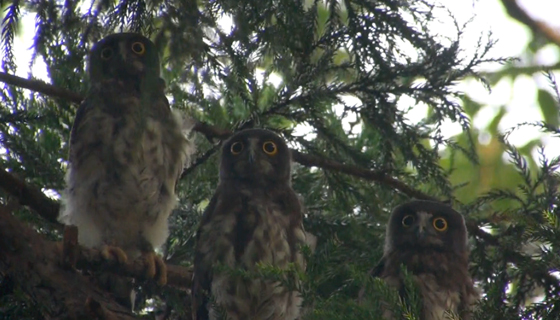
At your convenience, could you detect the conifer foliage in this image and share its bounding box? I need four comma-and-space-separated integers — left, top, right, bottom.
0, 0, 559, 319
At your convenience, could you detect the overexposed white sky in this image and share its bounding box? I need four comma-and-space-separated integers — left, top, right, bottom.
7, 0, 560, 161
406, 0, 560, 160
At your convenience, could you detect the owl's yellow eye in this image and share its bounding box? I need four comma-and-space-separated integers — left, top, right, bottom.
402, 215, 414, 227
100, 47, 113, 60
433, 218, 448, 231
262, 141, 278, 155
230, 142, 243, 155
131, 42, 146, 55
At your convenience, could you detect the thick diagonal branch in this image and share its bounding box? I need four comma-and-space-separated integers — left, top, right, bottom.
72, 229, 193, 289
0, 72, 83, 103
0, 168, 193, 287
0, 206, 138, 320
0, 167, 60, 224
291, 150, 438, 201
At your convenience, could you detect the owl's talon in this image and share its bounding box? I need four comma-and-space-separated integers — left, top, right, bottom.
141, 251, 167, 285
101, 245, 128, 265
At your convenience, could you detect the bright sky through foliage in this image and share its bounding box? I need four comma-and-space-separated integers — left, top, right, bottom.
11, 0, 560, 159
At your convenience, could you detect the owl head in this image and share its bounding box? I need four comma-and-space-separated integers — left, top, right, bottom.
219, 129, 292, 185
88, 33, 160, 85
385, 200, 468, 254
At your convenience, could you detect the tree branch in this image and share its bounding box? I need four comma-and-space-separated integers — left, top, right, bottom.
0, 167, 61, 225
291, 150, 438, 201
0, 207, 192, 320
0, 206, 138, 320
180, 144, 221, 179
0, 72, 83, 104
61, 226, 193, 289
0, 71, 436, 201
500, 0, 560, 47
0, 168, 193, 286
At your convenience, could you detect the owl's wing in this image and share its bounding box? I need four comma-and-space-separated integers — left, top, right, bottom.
68, 96, 95, 164
191, 190, 222, 320
368, 257, 386, 278
458, 278, 479, 320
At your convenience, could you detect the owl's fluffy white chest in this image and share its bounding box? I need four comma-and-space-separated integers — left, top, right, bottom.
61, 101, 192, 258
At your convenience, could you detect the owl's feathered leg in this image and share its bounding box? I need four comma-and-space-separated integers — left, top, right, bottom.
100, 245, 128, 265
140, 250, 167, 285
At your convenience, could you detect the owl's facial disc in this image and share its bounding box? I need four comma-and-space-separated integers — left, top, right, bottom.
100, 41, 146, 81
230, 138, 276, 180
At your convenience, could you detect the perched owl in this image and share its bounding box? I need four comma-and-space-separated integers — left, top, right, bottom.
60, 33, 195, 286
366, 200, 478, 320
192, 129, 309, 320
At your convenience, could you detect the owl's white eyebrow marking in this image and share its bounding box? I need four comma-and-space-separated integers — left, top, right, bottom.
417, 211, 432, 227
119, 41, 127, 57
246, 137, 258, 159
248, 138, 258, 150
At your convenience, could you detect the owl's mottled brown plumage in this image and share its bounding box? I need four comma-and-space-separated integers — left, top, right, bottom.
368, 200, 478, 320
192, 129, 308, 320
59, 33, 195, 286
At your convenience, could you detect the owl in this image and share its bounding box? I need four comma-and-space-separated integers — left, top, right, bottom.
59, 33, 195, 287
192, 129, 309, 320
367, 200, 478, 320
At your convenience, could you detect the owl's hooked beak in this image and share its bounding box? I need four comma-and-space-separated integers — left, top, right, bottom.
414, 211, 432, 240
414, 225, 426, 240
116, 44, 144, 75
247, 139, 258, 164
248, 148, 256, 164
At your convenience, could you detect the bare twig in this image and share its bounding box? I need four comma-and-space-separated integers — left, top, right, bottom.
0, 71, 83, 104
0, 166, 61, 224
193, 121, 231, 141
466, 220, 499, 246
500, 0, 560, 48
180, 144, 221, 179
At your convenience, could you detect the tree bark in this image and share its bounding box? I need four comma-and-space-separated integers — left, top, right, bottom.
0, 206, 137, 320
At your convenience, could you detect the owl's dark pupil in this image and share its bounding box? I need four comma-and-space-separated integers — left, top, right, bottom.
402, 215, 414, 226
101, 48, 113, 59
231, 142, 243, 154
264, 143, 275, 153
435, 219, 445, 229
132, 43, 144, 54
